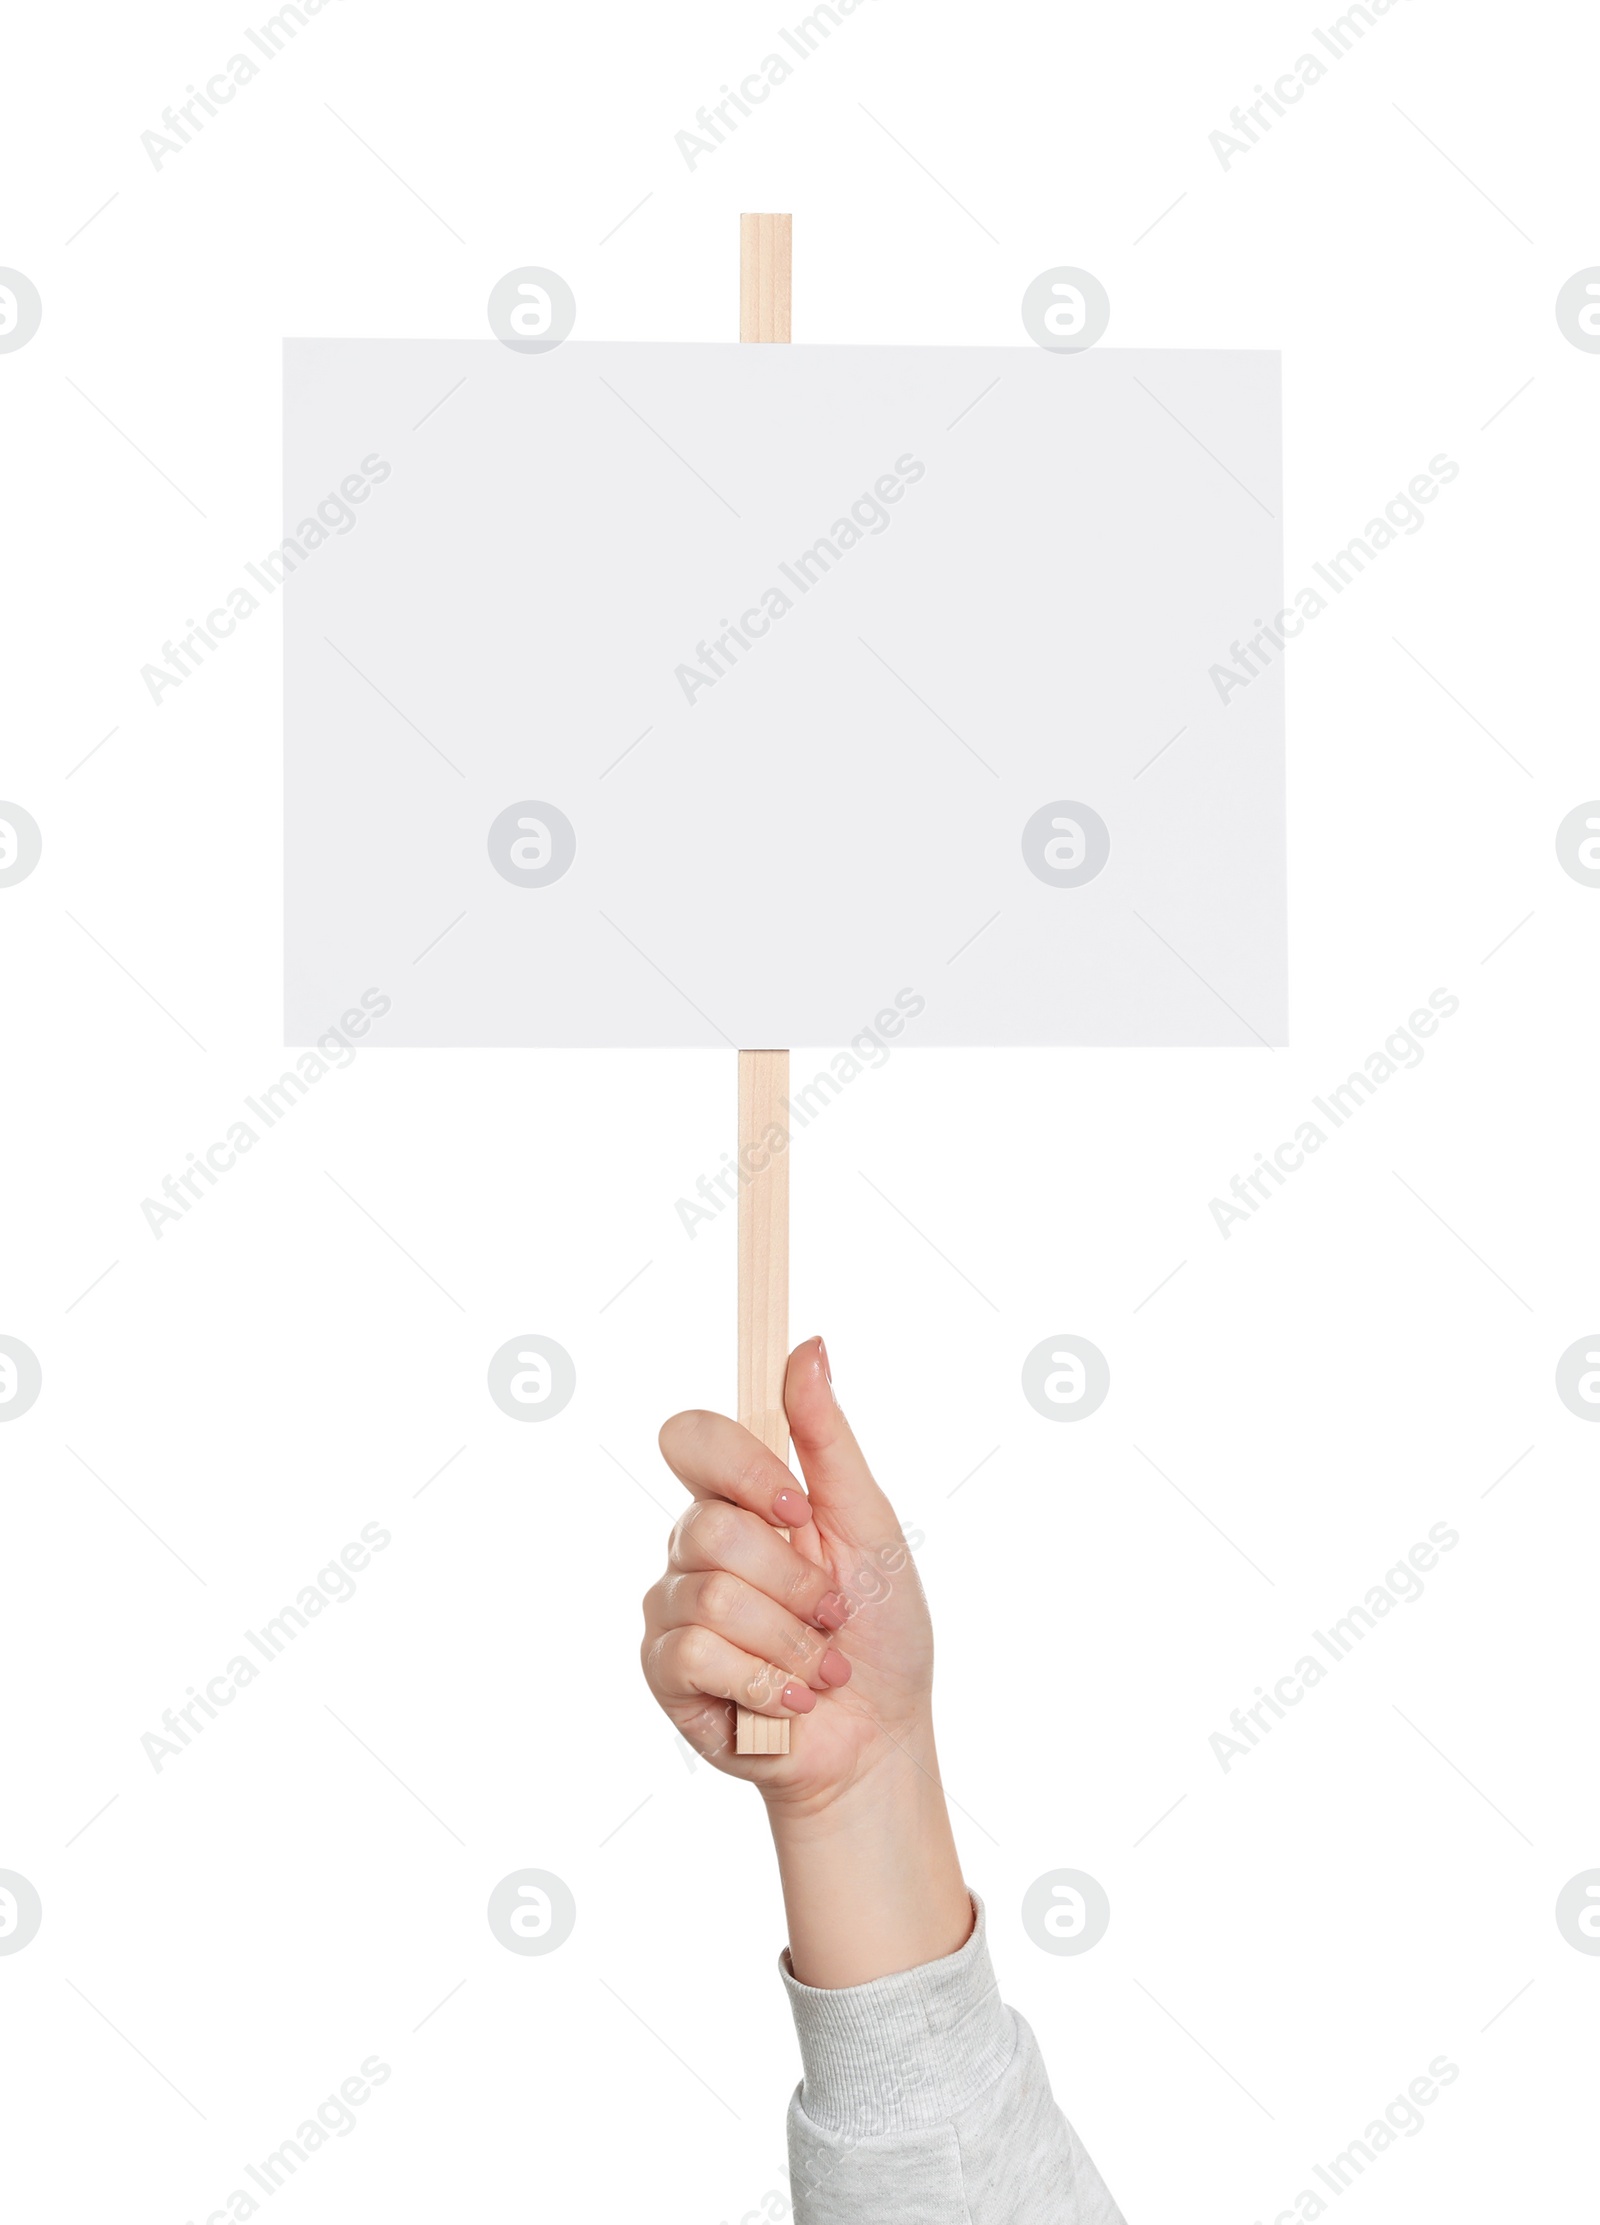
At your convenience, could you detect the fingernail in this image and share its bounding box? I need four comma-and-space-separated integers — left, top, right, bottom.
817, 1337, 836, 1400
818, 1649, 852, 1688
780, 1681, 817, 1713
814, 1591, 848, 1631
773, 1487, 811, 1527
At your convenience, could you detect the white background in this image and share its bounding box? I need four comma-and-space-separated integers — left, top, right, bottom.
3, 2, 1597, 2221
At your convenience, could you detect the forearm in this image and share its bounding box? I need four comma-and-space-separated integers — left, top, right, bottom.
769, 1727, 1125, 2221
766, 1720, 972, 1989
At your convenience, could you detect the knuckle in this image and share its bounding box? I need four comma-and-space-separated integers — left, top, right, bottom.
683, 1498, 739, 1561
648, 1574, 683, 1627
732, 1450, 775, 1500
780, 1560, 817, 1607
785, 1624, 822, 1670
745, 1659, 783, 1707
661, 1572, 697, 1619
699, 1571, 743, 1626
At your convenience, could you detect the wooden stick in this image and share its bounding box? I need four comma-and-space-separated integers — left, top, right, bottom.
739, 212, 792, 343
735, 1051, 790, 1756
736, 214, 793, 1757
737, 1051, 791, 1456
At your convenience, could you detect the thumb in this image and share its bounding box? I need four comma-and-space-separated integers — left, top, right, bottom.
784, 1337, 900, 1545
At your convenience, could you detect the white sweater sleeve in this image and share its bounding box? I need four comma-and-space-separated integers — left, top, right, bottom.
779, 1896, 1125, 2225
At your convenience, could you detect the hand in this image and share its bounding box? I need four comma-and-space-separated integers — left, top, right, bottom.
641, 1335, 930, 1818
642, 1336, 972, 1986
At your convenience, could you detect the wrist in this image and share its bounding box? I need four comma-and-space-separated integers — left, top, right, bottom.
765, 1724, 972, 1987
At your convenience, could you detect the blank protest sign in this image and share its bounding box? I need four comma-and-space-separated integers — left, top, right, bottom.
284, 341, 1285, 1047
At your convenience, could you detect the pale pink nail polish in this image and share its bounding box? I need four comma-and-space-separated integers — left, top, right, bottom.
814, 1592, 848, 1631
773, 1487, 810, 1527
818, 1649, 852, 1688
780, 1681, 816, 1713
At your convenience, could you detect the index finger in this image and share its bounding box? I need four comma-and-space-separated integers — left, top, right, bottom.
657, 1409, 813, 1532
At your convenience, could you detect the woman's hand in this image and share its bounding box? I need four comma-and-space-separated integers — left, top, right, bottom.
641, 1335, 930, 1817
641, 1336, 972, 1984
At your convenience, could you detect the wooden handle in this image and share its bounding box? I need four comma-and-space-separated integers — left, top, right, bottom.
739, 212, 791, 342
737, 1051, 791, 1454
735, 1051, 790, 1755
735, 215, 793, 1758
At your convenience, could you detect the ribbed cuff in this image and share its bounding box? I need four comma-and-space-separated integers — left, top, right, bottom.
779, 1893, 1014, 2136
